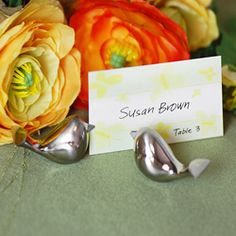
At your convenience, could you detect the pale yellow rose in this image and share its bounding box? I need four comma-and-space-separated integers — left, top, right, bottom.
222, 65, 236, 111
0, 0, 81, 145
146, 0, 219, 51
222, 65, 236, 87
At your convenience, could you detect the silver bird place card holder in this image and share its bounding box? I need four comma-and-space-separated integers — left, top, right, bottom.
131, 128, 210, 182
12, 115, 94, 164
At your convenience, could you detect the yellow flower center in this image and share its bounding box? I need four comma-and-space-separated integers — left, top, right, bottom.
104, 40, 140, 68
10, 62, 40, 98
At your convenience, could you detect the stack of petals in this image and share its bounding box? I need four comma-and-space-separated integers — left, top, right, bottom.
0, 0, 81, 145
144, 0, 219, 51
222, 65, 236, 113
69, 0, 190, 110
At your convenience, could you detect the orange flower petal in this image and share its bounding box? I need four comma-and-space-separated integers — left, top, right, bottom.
70, 0, 189, 109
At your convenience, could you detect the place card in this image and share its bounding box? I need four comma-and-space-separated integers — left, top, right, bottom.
89, 56, 223, 155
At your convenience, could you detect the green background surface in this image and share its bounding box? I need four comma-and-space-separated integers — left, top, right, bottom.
1, 1, 236, 236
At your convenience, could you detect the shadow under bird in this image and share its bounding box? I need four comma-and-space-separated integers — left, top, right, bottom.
131, 128, 210, 182
12, 115, 94, 164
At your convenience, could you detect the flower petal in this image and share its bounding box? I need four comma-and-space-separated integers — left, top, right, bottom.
58, 48, 81, 108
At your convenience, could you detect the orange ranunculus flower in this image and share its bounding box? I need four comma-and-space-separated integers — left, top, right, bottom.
70, 0, 190, 110
0, 0, 81, 145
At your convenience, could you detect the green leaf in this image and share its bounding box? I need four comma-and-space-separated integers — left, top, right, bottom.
190, 39, 219, 59
225, 17, 236, 39
216, 31, 236, 66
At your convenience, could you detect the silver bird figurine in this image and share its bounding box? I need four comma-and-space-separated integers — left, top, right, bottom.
131, 128, 210, 182
12, 115, 94, 164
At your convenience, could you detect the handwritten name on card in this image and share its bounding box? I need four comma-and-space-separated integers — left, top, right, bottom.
119, 101, 191, 120
89, 56, 223, 155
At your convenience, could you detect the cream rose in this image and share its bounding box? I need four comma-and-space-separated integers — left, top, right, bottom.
146, 0, 219, 51
222, 65, 236, 112
0, 0, 81, 145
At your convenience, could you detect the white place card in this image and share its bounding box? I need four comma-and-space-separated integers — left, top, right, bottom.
89, 56, 223, 155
